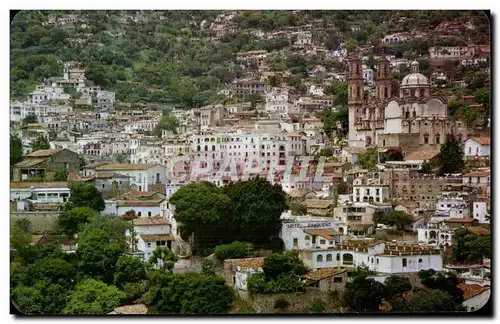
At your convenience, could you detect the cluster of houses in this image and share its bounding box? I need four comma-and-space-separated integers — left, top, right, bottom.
10, 11, 491, 313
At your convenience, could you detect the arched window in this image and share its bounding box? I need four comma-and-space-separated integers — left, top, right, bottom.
305, 235, 310, 241
326, 254, 333, 262
212, 145, 215, 151
317, 255, 323, 262
418, 258, 422, 263
343, 253, 354, 265
336, 253, 340, 261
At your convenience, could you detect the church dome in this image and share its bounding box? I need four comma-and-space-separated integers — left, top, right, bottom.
401, 61, 429, 88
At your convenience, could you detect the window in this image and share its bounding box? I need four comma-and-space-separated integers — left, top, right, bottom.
305, 235, 310, 241
376, 259, 379, 264
418, 258, 422, 263
147, 242, 151, 248
326, 254, 333, 261
320, 239, 326, 245
333, 277, 343, 283
329, 241, 334, 245
293, 238, 298, 247
316, 255, 323, 262
402, 258, 407, 267
138, 212, 142, 216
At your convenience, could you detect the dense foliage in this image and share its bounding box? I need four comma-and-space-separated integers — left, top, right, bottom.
170, 178, 287, 252
214, 241, 253, 260
372, 210, 413, 231
142, 271, 235, 314
437, 135, 465, 175
451, 228, 490, 264
69, 182, 105, 211
247, 251, 307, 294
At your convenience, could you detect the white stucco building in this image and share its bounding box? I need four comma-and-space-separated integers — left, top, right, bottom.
94, 164, 167, 191
298, 240, 442, 274
433, 196, 470, 220
10, 182, 71, 204
352, 176, 391, 203
472, 201, 489, 224
416, 220, 453, 247
280, 213, 348, 251
126, 216, 174, 262
464, 137, 490, 157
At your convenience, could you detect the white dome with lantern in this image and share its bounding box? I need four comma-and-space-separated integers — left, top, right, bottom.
401, 61, 429, 88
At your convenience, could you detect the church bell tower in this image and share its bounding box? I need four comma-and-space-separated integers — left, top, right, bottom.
347, 55, 364, 144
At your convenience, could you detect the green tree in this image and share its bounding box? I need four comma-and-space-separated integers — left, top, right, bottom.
76, 227, 125, 283
22, 114, 38, 124
57, 207, 98, 237
113, 255, 147, 289
223, 178, 288, 246
372, 210, 413, 231
143, 272, 235, 314
346, 39, 357, 53
418, 270, 464, 304
451, 228, 490, 264
63, 279, 125, 315
318, 147, 333, 157
12, 281, 70, 315
10, 133, 23, 166
31, 135, 50, 152
54, 170, 68, 181
153, 114, 180, 137
69, 182, 105, 211
357, 147, 379, 170
405, 289, 460, 312
201, 259, 216, 276
437, 135, 465, 175
384, 275, 412, 302
169, 181, 232, 251
262, 251, 307, 281
10, 218, 32, 258
148, 247, 178, 272
214, 241, 253, 260
289, 201, 307, 216
343, 275, 386, 312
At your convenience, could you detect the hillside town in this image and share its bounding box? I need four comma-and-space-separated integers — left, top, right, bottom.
10, 10, 491, 315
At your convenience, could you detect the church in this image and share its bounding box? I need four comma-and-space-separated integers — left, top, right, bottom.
347, 55, 471, 149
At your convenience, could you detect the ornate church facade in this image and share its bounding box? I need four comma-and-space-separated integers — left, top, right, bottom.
347, 56, 471, 149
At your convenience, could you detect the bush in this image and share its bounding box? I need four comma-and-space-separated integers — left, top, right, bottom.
302, 298, 326, 313
248, 272, 304, 294
247, 273, 271, 294
214, 241, 253, 260
274, 298, 290, 309
374, 231, 388, 241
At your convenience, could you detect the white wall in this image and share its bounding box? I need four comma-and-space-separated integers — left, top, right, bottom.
463, 289, 490, 312
464, 139, 490, 157
308, 250, 442, 274
473, 201, 488, 224
117, 205, 161, 217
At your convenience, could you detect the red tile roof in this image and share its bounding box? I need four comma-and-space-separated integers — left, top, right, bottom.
467, 226, 490, 236
467, 136, 490, 145
445, 218, 477, 223
132, 216, 170, 226
26, 149, 61, 158
463, 171, 490, 177
304, 267, 347, 281
224, 257, 264, 269
457, 283, 489, 301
